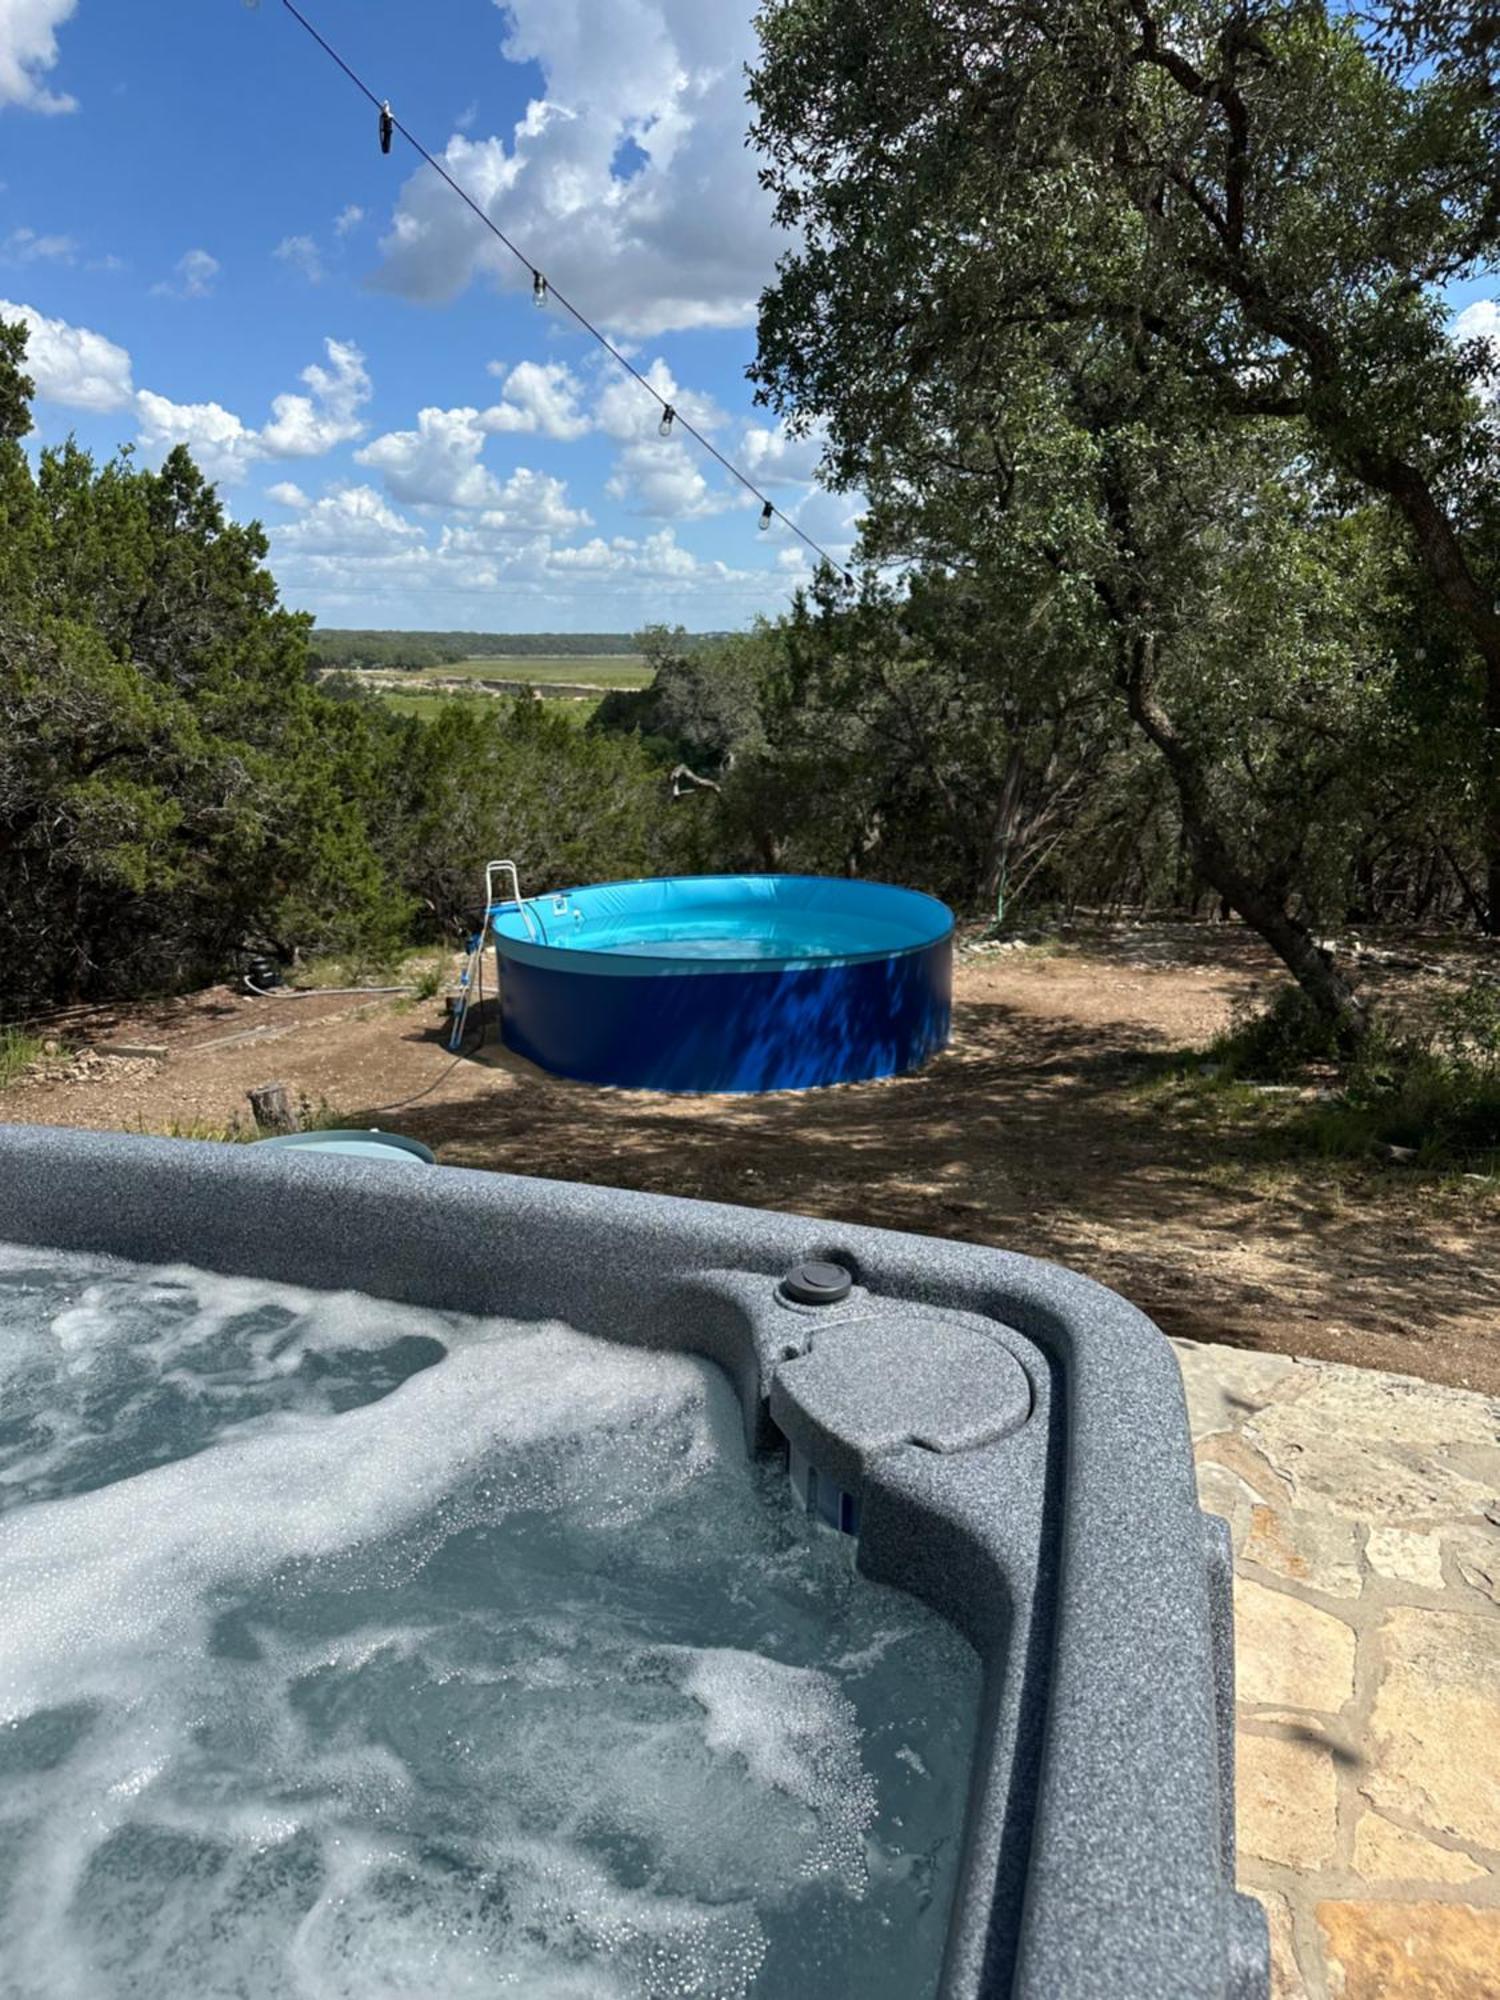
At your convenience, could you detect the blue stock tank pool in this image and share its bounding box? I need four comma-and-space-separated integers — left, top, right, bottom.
490, 874, 954, 1093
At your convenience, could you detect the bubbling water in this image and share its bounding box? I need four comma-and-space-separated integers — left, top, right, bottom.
0, 1247, 979, 1999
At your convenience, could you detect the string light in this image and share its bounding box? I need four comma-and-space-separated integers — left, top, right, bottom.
274, 0, 857, 581
379, 100, 394, 155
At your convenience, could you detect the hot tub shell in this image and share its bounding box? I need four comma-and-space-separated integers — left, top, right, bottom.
0, 1125, 1268, 1999
490, 874, 954, 1092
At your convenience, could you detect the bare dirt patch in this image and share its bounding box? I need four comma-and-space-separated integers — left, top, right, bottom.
4, 925, 1497, 1394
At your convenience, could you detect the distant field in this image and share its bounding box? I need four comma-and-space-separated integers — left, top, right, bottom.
378, 688, 601, 724
420, 655, 649, 689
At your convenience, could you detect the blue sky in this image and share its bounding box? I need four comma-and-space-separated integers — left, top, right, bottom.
0, 0, 852, 633
1, 3, 1494, 636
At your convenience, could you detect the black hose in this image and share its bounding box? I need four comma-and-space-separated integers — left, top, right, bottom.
368, 952, 487, 1115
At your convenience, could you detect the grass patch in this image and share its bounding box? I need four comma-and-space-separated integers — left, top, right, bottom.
288, 950, 412, 991
408, 956, 446, 1001
434, 654, 648, 688
134, 1093, 364, 1145
376, 687, 604, 723
1143, 983, 1500, 1178
375, 688, 485, 719
127, 1109, 255, 1143
0, 1027, 48, 1088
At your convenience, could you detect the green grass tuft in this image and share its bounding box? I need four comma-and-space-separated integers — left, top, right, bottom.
0, 1028, 48, 1088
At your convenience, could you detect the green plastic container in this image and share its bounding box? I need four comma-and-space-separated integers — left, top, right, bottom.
251, 1130, 435, 1166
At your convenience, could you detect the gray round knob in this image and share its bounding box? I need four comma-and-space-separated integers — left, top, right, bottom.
781, 1260, 853, 1306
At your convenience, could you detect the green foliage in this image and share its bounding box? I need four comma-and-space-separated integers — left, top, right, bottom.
0, 320, 683, 1012
386, 695, 685, 936
0, 321, 33, 446
1212, 988, 1351, 1080
409, 957, 446, 1001
748, 0, 1500, 1024
591, 625, 776, 771
1205, 976, 1500, 1168
0, 1027, 45, 1088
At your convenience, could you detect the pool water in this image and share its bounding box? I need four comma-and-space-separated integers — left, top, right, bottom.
0, 1247, 980, 2000
531, 912, 927, 962
596, 916, 890, 961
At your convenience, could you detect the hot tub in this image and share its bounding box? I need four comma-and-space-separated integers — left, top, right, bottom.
489, 873, 954, 1092
0, 1126, 1268, 1999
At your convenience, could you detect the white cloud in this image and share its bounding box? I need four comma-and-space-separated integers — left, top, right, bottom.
354, 380, 593, 512
2, 225, 77, 264
0, 0, 78, 115
0, 298, 134, 410
273, 484, 424, 557
135, 338, 372, 482
1453, 300, 1499, 345
135, 389, 260, 484
355, 404, 509, 509
541, 527, 738, 586
275, 234, 324, 285
593, 358, 729, 516
445, 468, 590, 539
266, 479, 790, 627
594, 357, 721, 442
259, 338, 371, 456
484, 358, 590, 439
372, 0, 780, 335
265, 481, 310, 509
789, 485, 864, 563
1453, 299, 1500, 400
333, 205, 365, 237
605, 437, 729, 519
153, 248, 220, 300
740, 419, 827, 488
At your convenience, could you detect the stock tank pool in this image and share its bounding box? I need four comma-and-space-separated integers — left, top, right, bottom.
490, 874, 954, 1092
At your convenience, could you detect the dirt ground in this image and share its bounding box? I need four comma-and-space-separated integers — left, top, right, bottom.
5, 924, 1498, 1395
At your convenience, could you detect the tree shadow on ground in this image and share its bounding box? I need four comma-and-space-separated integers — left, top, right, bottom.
344, 994, 1500, 1395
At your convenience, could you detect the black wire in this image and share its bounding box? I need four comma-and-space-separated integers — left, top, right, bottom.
276, 0, 855, 583
368, 946, 487, 1116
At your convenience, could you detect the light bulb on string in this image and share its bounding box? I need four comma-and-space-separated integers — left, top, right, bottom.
275, 0, 862, 589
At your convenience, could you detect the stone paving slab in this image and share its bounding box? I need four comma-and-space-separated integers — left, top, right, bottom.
1173, 1340, 1500, 1999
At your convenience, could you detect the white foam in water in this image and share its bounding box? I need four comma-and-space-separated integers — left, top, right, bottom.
0, 1248, 980, 2000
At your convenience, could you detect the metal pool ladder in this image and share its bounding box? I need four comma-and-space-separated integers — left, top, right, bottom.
484, 858, 542, 942
448, 860, 543, 1051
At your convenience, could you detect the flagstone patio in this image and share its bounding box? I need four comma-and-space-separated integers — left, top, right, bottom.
1174, 1339, 1500, 1998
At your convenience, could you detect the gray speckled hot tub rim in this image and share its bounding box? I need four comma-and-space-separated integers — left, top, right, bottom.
0, 1125, 1268, 2000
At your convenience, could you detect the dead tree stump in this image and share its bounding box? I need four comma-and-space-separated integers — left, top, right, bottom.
247, 1080, 297, 1135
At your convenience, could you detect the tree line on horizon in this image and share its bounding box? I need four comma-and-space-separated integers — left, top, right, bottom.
307, 629, 725, 671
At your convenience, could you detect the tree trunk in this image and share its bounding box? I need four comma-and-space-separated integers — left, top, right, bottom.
247, 1080, 298, 1135
1121, 636, 1369, 1042
1437, 836, 1490, 933
980, 742, 1027, 910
